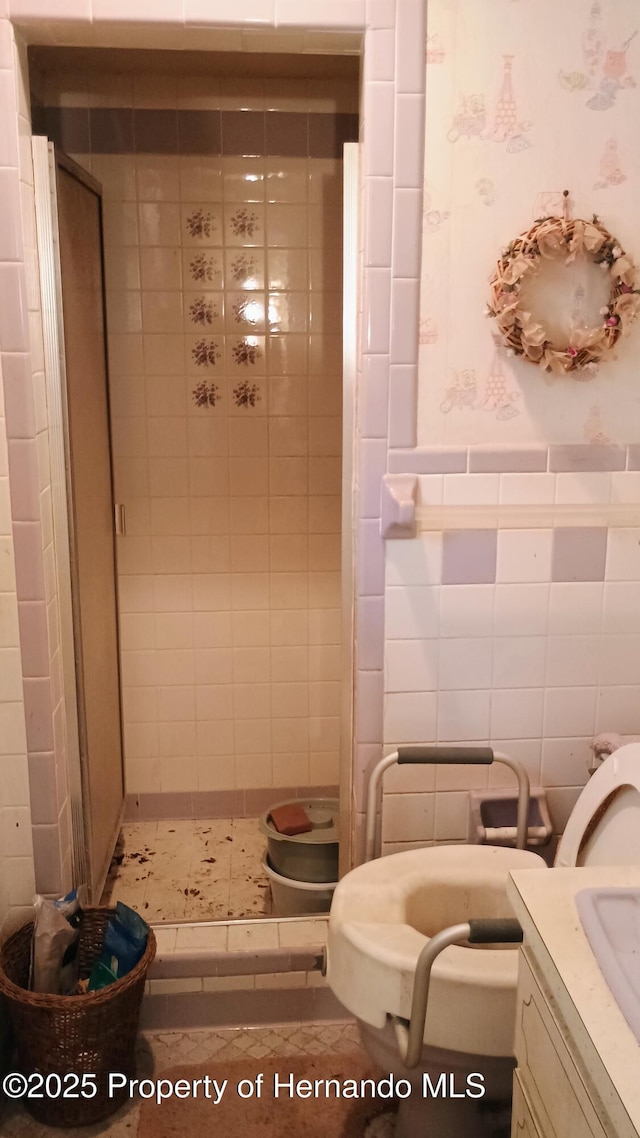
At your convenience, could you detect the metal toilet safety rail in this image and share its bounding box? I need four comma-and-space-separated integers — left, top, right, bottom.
392, 917, 524, 1068
365, 746, 530, 862
363, 746, 529, 1068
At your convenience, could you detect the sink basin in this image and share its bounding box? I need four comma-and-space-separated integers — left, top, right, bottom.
576, 888, 640, 1042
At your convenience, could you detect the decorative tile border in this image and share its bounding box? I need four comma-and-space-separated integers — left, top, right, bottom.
36, 106, 359, 158
125, 784, 339, 821
548, 444, 627, 473
387, 448, 468, 475
388, 444, 640, 475
469, 448, 548, 474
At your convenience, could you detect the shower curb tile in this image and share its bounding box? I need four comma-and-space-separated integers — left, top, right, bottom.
153, 926, 178, 954
149, 976, 203, 995
278, 918, 328, 947
255, 970, 308, 988
203, 974, 256, 991
149, 945, 322, 979
140, 985, 350, 1031
175, 924, 229, 951
228, 921, 280, 951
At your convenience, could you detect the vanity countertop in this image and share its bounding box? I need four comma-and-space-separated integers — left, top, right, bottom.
508, 865, 640, 1138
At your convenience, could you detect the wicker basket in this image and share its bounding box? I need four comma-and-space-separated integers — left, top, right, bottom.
0, 907, 156, 1127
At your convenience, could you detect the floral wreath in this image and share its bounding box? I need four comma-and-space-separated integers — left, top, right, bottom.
487, 192, 640, 375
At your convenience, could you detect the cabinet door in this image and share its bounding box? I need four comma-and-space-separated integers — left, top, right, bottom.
514, 951, 608, 1138
512, 1072, 543, 1138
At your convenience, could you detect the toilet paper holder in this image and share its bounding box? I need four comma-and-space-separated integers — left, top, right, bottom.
469, 787, 553, 847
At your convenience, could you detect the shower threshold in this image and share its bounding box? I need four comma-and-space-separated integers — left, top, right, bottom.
100, 817, 273, 922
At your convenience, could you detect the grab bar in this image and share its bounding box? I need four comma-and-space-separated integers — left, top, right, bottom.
415, 503, 640, 530
364, 747, 530, 861
392, 918, 524, 1068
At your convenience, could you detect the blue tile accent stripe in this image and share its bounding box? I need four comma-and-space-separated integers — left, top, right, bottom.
388, 444, 637, 474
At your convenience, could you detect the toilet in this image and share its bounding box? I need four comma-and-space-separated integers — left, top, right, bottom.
327, 744, 640, 1138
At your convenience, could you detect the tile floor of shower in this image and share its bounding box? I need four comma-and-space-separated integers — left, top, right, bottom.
100, 818, 275, 921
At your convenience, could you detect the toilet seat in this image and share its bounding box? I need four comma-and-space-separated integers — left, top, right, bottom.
328, 744, 640, 1061
327, 844, 545, 1056
555, 742, 640, 868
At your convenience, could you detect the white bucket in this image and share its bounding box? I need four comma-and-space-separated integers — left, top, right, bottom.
262, 853, 337, 917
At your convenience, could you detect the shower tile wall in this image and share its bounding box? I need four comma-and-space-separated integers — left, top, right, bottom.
39, 66, 357, 811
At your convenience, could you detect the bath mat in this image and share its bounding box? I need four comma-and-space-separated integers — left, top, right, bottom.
137, 1052, 387, 1137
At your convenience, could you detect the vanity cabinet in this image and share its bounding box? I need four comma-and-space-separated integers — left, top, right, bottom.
511, 1073, 543, 1138
511, 949, 608, 1138
508, 867, 640, 1138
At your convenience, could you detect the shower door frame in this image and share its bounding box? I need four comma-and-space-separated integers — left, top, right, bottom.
340, 141, 359, 875
5, 1, 425, 895
32, 139, 125, 901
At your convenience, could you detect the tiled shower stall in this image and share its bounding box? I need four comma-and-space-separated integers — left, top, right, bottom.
32, 56, 357, 819
12, 54, 361, 921
0, 0, 426, 926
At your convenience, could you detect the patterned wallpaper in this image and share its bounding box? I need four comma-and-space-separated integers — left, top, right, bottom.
418, 0, 640, 447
